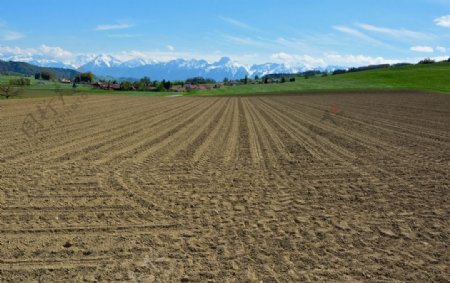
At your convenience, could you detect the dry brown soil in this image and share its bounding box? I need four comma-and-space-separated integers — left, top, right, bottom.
0, 92, 449, 282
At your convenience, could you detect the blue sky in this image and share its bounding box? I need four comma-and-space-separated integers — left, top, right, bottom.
0, 0, 449, 67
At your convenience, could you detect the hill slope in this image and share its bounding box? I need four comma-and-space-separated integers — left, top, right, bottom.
0, 60, 79, 79
193, 62, 450, 95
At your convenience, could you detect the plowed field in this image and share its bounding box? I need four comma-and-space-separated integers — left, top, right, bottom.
0, 92, 449, 282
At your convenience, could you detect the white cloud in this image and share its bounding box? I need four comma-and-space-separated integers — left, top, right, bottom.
1, 44, 404, 68
271, 53, 326, 68
274, 37, 311, 51
332, 25, 385, 46
434, 15, 450, 28
223, 35, 270, 47
0, 20, 25, 41
2, 42, 446, 70
358, 23, 431, 40
39, 45, 72, 59
429, 56, 450, 62
167, 45, 175, 51
1, 31, 24, 41
95, 23, 133, 31
0, 45, 27, 56
436, 46, 447, 52
325, 53, 400, 66
271, 52, 401, 68
0, 44, 74, 64
410, 45, 434, 52
219, 16, 258, 31
113, 50, 219, 63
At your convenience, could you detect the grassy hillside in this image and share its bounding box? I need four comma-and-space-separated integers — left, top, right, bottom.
192, 61, 450, 96
0, 60, 79, 79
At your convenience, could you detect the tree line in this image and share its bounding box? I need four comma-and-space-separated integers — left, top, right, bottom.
97, 76, 219, 92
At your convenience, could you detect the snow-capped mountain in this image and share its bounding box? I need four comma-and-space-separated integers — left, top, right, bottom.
78, 54, 122, 70
122, 58, 151, 68
0, 50, 341, 81
249, 63, 307, 78
76, 56, 309, 81
74, 56, 248, 81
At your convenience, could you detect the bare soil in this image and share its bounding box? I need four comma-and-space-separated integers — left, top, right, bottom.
0, 92, 449, 282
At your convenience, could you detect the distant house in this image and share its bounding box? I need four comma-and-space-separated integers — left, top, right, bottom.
144, 87, 158, 92
109, 83, 121, 90
170, 87, 187, 92
182, 84, 212, 91
92, 82, 103, 89
266, 78, 279, 84
59, 78, 71, 84
92, 82, 121, 90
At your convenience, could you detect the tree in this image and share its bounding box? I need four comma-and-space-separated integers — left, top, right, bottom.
332, 69, 347, 75
186, 77, 215, 84
138, 76, 151, 91
120, 81, 133, 91
289, 77, 296, 82
223, 77, 229, 83
0, 84, 21, 99
254, 75, 259, 81
157, 81, 166, 92
244, 75, 248, 84
281, 77, 286, 83
75, 72, 94, 83
35, 70, 55, 81
418, 58, 435, 64
164, 80, 172, 90
135, 76, 152, 91
264, 77, 269, 84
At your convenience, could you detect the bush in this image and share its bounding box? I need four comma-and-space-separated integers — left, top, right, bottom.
418, 58, 435, 64
9, 78, 30, 86
332, 69, 347, 75
289, 77, 295, 82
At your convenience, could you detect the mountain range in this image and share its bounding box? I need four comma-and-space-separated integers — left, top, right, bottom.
0, 53, 343, 81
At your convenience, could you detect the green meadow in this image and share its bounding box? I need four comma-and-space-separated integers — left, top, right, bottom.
192, 61, 450, 96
